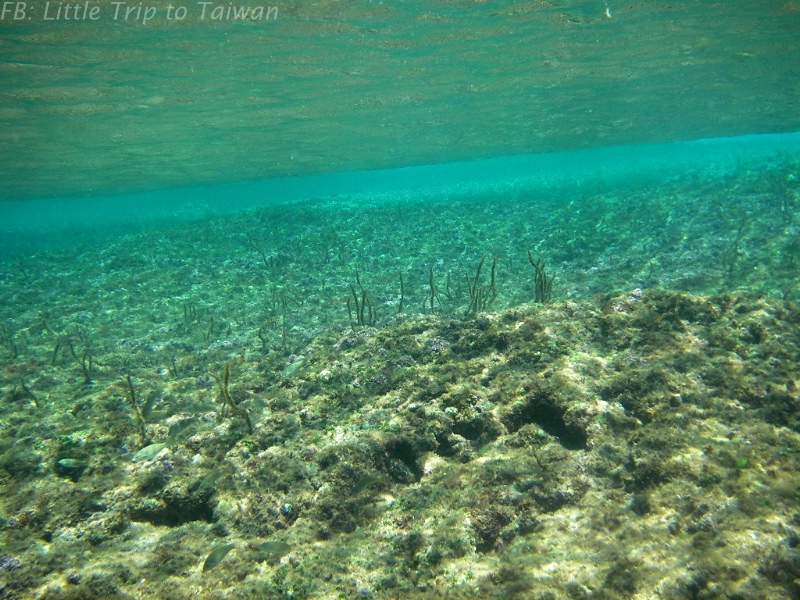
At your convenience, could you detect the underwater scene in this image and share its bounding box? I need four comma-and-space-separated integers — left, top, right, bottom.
2, 1, 800, 599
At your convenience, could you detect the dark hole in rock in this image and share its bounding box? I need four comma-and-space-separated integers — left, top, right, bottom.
503, 390, 587, 450
452, 413, 501, 445
383, 437, 423, 481
130, 489, 215, 527
435, 432, 462, 457
453, 417, 485, 441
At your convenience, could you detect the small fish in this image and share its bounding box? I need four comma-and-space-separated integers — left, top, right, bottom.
168, 418, 198, 440
141, 395, 157, 420
57, 458, 88, 469
197, 464, 233, 492
350, 474, 383, 495
281, 358, 305, 378
203, 543, 235, 572
258, 541, 292, 558
131, 443, 167, 463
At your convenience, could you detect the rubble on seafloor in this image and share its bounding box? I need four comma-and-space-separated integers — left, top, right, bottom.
2, 288, 800, 599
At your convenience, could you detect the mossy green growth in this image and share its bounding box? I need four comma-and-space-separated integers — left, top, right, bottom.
56, 433, 83, 451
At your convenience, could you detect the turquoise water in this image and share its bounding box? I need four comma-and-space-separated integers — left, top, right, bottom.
1, 0, 799, 201
3, 132, 800, 260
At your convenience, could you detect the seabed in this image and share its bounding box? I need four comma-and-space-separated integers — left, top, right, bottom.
1, 157, 800, 599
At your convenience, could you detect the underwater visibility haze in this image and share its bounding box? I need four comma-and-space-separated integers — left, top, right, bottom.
1, 1, 800, 598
